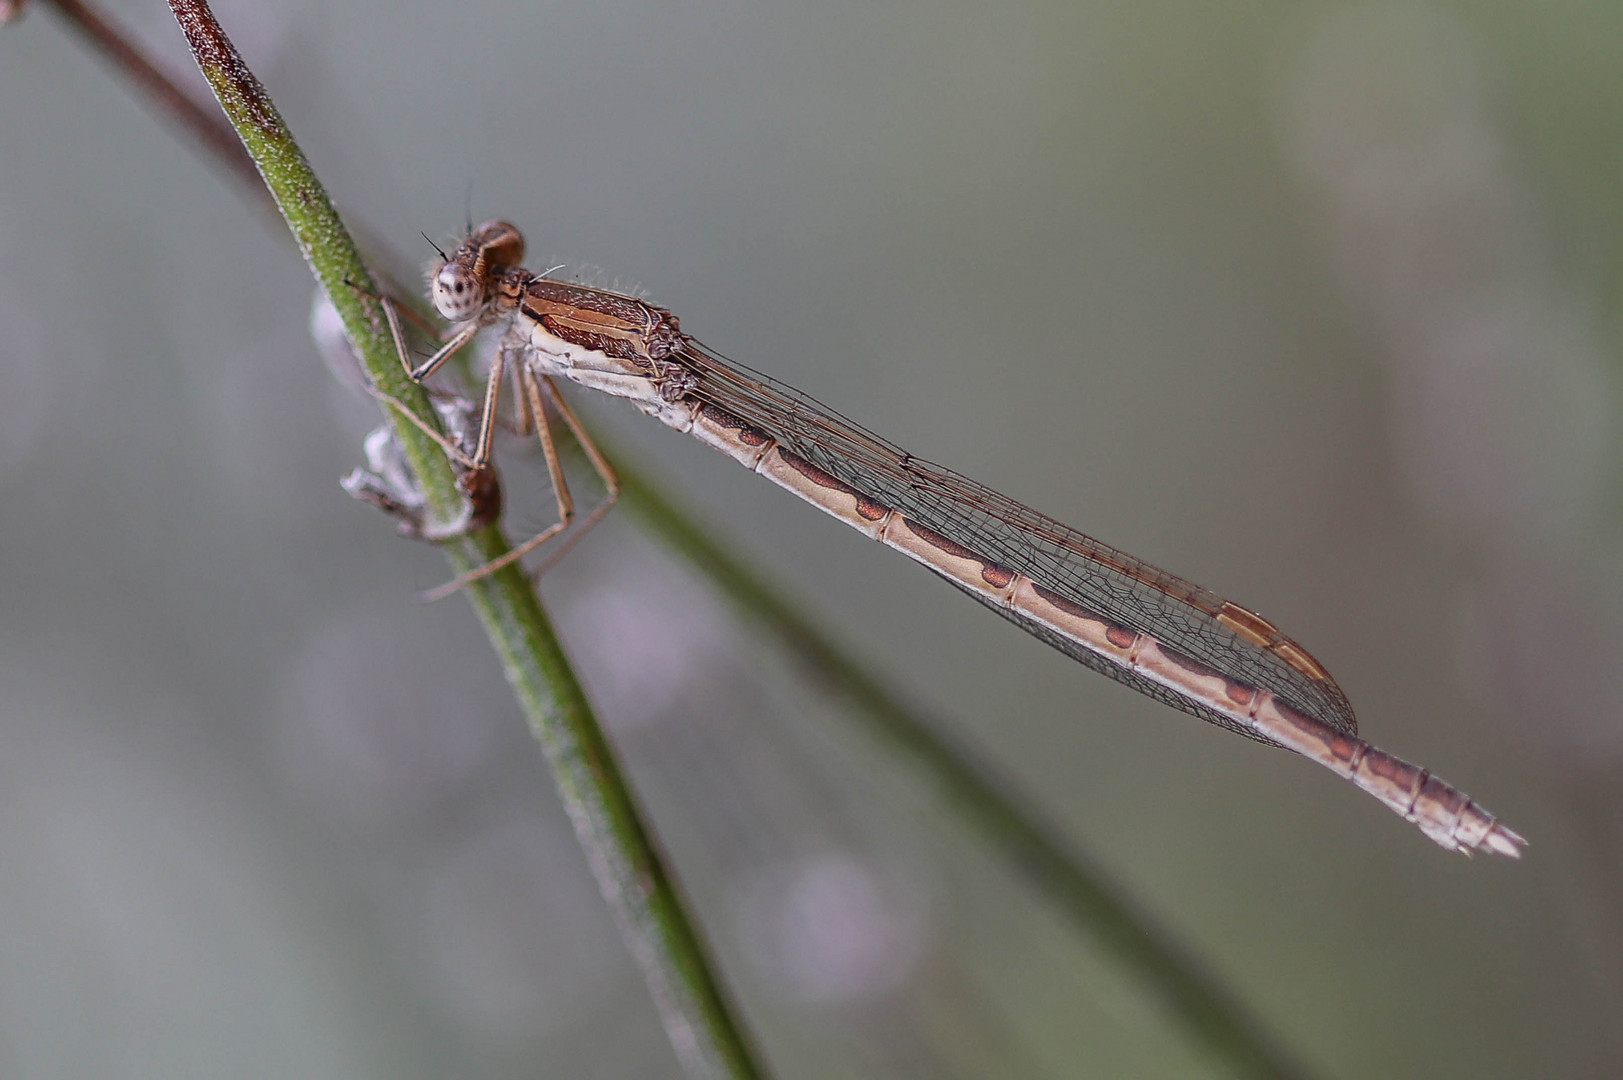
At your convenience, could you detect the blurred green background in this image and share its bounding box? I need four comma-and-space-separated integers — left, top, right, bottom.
1, 0, 1618, 1076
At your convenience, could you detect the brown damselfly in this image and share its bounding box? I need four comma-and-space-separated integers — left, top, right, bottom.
372, 219, 1524, 857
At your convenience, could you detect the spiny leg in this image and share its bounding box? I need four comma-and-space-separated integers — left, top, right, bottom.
384, 341, 509, 548
469, 344, 508, 470
374, 298, 508, 475
343, 403, 502, 542
541, 375, 619, 497
341, 277, 439, 338
419, 364, 579, 601
338, 283, 484, 469
359, 382, 482, 470
525, 374, 621, 581
351, 283, 497, 515
353, 281, 480, 384
510, 352, 537, 437
380, 292, 482, 383
526, 366, 575, 521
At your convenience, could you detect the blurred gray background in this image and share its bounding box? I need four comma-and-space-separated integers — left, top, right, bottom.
1, 0, 1619, 1076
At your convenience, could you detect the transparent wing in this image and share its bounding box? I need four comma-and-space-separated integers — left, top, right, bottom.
677, 341, 1358, 746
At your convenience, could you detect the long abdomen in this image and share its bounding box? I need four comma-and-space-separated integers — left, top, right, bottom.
680, 399, 1523, 856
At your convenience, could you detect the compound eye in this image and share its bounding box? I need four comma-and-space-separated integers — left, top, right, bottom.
433, 264, 484, 321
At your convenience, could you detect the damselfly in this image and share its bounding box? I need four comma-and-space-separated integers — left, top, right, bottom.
375, 220, 1524, 857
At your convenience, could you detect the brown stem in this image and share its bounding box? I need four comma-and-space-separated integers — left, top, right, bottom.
38, 0, 270, 211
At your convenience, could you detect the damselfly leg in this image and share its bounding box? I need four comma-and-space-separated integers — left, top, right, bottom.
368, 247, 621, 597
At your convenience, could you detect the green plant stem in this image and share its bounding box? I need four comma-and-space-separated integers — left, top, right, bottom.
163, 3, 763, 1077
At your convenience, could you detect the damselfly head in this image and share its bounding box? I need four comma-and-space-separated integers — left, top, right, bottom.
431, 220, 526, 322
433, 261, 486, 321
